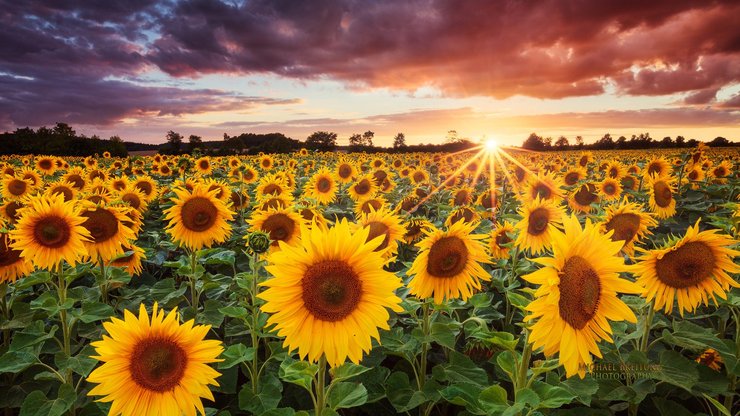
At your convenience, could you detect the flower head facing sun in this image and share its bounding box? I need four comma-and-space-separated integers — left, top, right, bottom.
87, 303, 223, 416
258, 218, 403, 367
164, 184, 234, 251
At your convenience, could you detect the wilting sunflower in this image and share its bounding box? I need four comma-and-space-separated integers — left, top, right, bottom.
407, 220, 490, 304
1, 176, 33, 201
523, 215, 640, 378
108, 245, 146, 277
490, 221, 516, 260
248, 207, 303, 251
79, 203, 136, 262
303, 168, 338, 205
87, 303, 223, 416
646, 174, 676, 219
259, 218, 403, 367
10, 194, 91, 270
598, 178, 622, 201
696, 348, 723, 371
632, 220, 740, 316
0, 229, 34, 283
164, 184, 234, 251
600, 200, 657, 257
568, 183, 599, 213
514, 197, 565, 255
354, 208, 406, 261
347, 174, 378, 202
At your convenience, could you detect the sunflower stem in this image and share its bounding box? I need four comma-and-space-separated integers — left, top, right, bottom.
57, 267, 73, 384
418, 300, 431, 390
639, 301, 655, 353
515, 329, 532, 400
250, 251, 262, 394
98, 255, 108, 304
315, 355, 327, 415
0, 283, 9, 347
189, 249, 200, 311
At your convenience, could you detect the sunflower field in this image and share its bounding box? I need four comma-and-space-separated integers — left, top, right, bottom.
0, 144, 738, 416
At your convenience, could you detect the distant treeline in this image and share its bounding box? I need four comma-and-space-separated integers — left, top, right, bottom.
0, 123, 128, 157
521, 132, 738, 151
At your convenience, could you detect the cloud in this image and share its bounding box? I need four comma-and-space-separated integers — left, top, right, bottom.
717, 92, 740, 109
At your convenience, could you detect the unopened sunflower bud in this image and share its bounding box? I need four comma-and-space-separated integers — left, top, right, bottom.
248, 231, 271, 254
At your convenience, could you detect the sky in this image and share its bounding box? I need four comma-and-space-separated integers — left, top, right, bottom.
1, 0, 739, 147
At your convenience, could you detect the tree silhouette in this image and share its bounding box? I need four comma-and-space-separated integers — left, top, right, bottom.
393, 132, 407, 149
306, 131, 338, 151
188, 135, 203, 153
164, 130, 183, 154
555, 136, 569, 148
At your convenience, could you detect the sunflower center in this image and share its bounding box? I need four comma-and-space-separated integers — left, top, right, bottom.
573, 184, 598, 206
622, 176, 635, 189
495, 232, 512, 246
262, 183, 282, 196
653, 181, 672, 207
244, 170, 255, 180
135, 182, 153, 196
412, 172, 426, 183
527, 208, 550, 236
5, 201, 22, 222
605, 213, 641, 246
449, 208, 475, 225
130, 337, 187, 392
531, 183, 551, 200
426, 236, 468, 278
564, 172, 579, 186
688, 170, 699, 180
373, 170, 387, 184
112, 180, 126, 191
338, 164, 352, 178
655, 241, 715, 288
454, 191, 469, 206
38, 159, 53, 170
647, 163, 661, 176
181, 197, 218, 232
558, 256, 601, 330
302, 260, 362, 322
579, 156, 588, 167
316, 177, 332, 193
608, 167, 619, 178
604, 183, 616, 195
0, 234, 22, 267
360, 199, 382, 215
33, 215, 72, 248
82, 209, 119, 243
199, 161, 209, 170
122, 193, 141, 210
8, 179, 27, 196
514, 167, 526, 182
262, 213, 295, 245
714, 167, 726, 177
366, 221, 390, 251
354, 179, 371, 195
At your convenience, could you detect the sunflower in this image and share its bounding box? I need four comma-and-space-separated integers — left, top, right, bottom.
259, 155, 274, 170
35, 156, 57, 175
241, 166, 258, 184
164, 184, 234, 251
108, 245, 146, 277
255, 174, 288, 199
599, 200, 656, 257
523, 214, 640, 378
347, 174, 378, 202
644, 156, 671, 178
490, 221, 516, 260
604, 161, 625, 180
335, 160, 356, 183
0, 201, 23, 224
621, 175, 638, 191
445, 207, 481, 227
577, 152, 594, 168
109, 176, 129, 192
80, 203, 136, 262
303, 168, 338, 205
568, 183, 599, 213
257, 195, 294, 211
117, 188, 148, 212
194, 157, 212, 175
523, 171, 563, 203
229, 189, 250, 210
646, 174, 676, 219
684, 165, 705, 189
475, 189, 498, 214
708, 160, 732, 184
354, 197, 385, 218
297, 206, 327, 229
514, 197, 565, 255
407, 220, 490, 304
87, 303, 223, 416
1, 176, 33, 201
410, 169, 430, 185
10, 194, 91, 270
354, 208, 406, 261
450, 187, 474, 207
696, 348, 723, 371
19, 167, 41, 188
132, 176, 158, 202
598, 178, 622, 201
562, 167, 586, 186
203, 179, 231, 203
0, 228, 34, 283
403, 217, 434, 244
258, 218, 403, 367
248, 207, 303, 252
632, 220, 740, 316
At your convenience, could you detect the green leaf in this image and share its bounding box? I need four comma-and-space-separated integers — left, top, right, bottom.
15, 271, 52, 288
653, 350, 699, 392
19, 384, 76, 416
531, 383, 576, 408
0, 350, 37, 373
278, 359, 318, 392
9, 320, 57, 352
478, 384, 509, 414
238, 381, 282, 414
329, 362, 371, 382
439, 382, 485, 414
55, 345, 98, 377
651, 397, 695, 416
433, 351, 489, 385
429, 321, 460, 349
701, 393, 731, 416
218, 344, 255, 370
561, 376, 598, 406
327, 382, 368, 409
200, 299, 226, 327
76, 301, 115, 323
496, 351, 517, 380
202, 249, 236, 266
219, 306, 249, 318
385, 371, 426, 412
